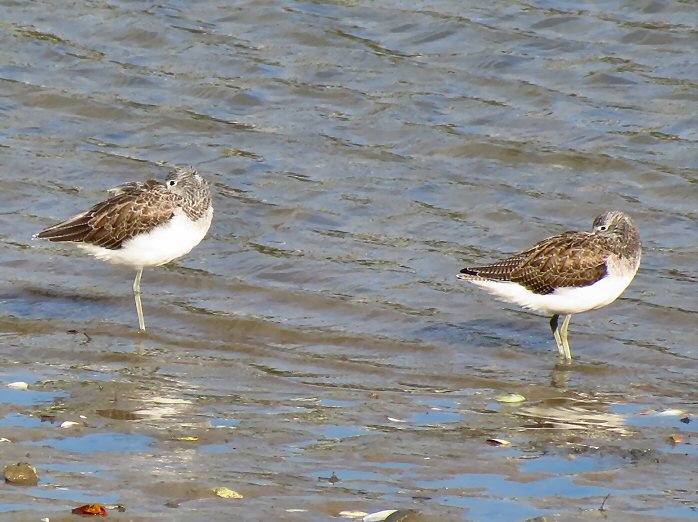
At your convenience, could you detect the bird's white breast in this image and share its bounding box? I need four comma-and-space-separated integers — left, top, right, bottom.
467, 271, 637, 316
78, 206, 213, 268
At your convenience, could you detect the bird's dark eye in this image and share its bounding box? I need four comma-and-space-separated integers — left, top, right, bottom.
168, 180, 177, 187
598, 225, 608, 231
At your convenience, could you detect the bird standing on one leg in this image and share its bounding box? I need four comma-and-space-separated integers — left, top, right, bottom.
457, 211, 641, 360
34, 166, 213, 331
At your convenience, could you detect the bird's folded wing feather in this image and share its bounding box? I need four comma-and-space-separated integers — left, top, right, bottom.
464, 232, 610, 295
106, 179, 161, 196
36, 182, 179, 249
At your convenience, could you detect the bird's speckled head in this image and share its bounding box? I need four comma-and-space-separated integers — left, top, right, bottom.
166, 166, 209, 199
592, 210, 641, 257
166, 166, 211, 220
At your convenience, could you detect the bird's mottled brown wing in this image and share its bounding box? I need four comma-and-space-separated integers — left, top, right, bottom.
106, 179, 159, 196
35, 180, 179, 249
460, 232, 610, 295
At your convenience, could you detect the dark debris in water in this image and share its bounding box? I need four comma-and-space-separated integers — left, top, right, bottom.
318, 471, 341, 484
96, 408, 143, 421
67, 329, 92, 344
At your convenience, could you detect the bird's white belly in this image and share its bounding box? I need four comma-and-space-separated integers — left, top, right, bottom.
78, 206, 213, 268
469, 272, 636, 316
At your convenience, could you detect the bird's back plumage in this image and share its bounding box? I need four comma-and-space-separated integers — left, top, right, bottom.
459, 231, 612, 295
35, 180, 179, 249
34, 166, 213, 267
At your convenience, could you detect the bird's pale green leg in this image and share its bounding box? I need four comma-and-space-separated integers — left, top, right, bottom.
133, 268, 146, 332
550, 314, 565, 357
559, 314, 572, 360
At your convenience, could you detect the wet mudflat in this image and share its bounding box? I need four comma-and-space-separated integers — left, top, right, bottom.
0, 0, 697, 520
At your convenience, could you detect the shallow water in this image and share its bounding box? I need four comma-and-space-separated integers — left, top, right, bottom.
1, 0, 697, 520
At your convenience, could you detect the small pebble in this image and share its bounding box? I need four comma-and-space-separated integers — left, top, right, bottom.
4, 462, 39, 486
212, 487, 243, 499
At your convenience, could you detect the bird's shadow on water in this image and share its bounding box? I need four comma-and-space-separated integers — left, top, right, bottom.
9, 282, 183, 338
546, 360, 620, 391
9, 285, 126, 321
419, 314, 560, 362
433, 308, 663, 372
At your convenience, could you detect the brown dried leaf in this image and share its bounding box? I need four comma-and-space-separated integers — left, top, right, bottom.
71, 504, 108, 516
